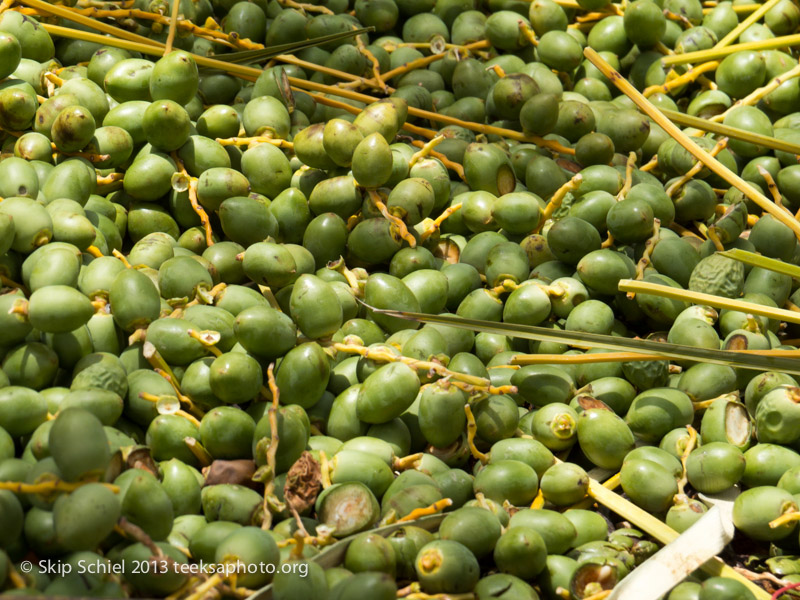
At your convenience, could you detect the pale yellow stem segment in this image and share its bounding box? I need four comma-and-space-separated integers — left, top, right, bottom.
0, 480, 119, 494
586, 477, 770, 599
713, 0, 782, 48
662, 32, 800, 65
164, 0, 181, 55
398, 498, 454, 522
535, 174, 584, 232
618, 279, 800, 324
584, 48, 800, 241
465, 404, 489, 465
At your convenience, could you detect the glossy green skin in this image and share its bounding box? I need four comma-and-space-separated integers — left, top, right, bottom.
117, 469, 174, 541
666, 498, 708, 533
2, 341, 57, 390
144, 318, 208, 366
159, 459, 202, 516
109, 269, 161, 331
686, 442, 745, 494
755, 386, 800, 444
418, 381, 467, 448
541, 462, 589, 506
620, 459, 678, 513
122, 152, 177, 202
0, 196, 52, 252
577, 409, 635, 470
382, 483, 442, 519
234, 305, 296, 360
201, 483, 263, 526
733, 486, 797, 541
48, 408, 110, 482
0, 156, 38, 200
415, 540, 480, 594
356, 363, 419, 423
146, 414, 201, 467
698, 577, 756, 600
503, 282, 551, 326
625, 388, 694, 443
509, 508, 576, 555
493, 526, 548, 581
330, 449, 394, 498
364, 273, 421, 333
295, 123, 339, 171
474, 459, 539, 506
200, 406, 255, 460
150, 50, 198, 105
53, 483, 119, 551
743, 444, 800, 487
538, 555, 579, 600
290, 274, 344, 340
577, 249, 636, 295
274, 342, 330, 409
474, 395, 519, 444
188, 521, 242, 563
439, 506, 502, 559
330, 572, 396, 600
214, 526, 279, 588
209, 352, 262, 405
0, 386, 47, 437
343, 532, 397, 576
252, 406, 308, 472
531, 403, 578, 452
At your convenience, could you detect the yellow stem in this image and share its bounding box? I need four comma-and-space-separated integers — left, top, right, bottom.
677, 425, 698, 495
409, 138, 466, 180
663, 32, 800, 65
465, 404, 489, 464
368, 189, 417, 248
584, 48, 800, 242
644, 61, 719, 97
535, 174, 583, 231
616, 152, 637, 200
706, 224, 725, 252
354, 29, 387, 93
666, 138, 728, 197
663, 9, 694, 28
380, 40, 490, 81
618, 279, 800, 324
519, 21, 538, 46
0, 480, 119, 494
96, 172, 124, 186
397, 498, 453, 522
631, 218, 661, 288
320, 451, 332, 488
186, 329, 224, 356
164, 0, 181, 55
714, 0, 783, 48
262, 363, 281, 530
757, 164, 794, 217
409, 135, 444, 167
769, 510, 800, 529
278, 0, 334, 13
640, 156, 659, 172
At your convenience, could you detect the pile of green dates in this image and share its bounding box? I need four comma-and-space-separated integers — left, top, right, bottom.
3, 0, 800, 597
